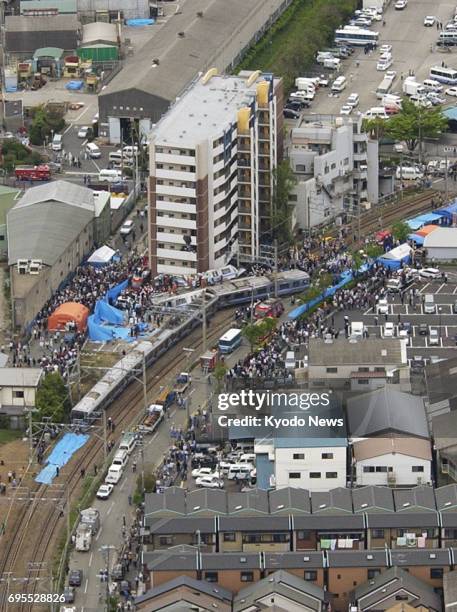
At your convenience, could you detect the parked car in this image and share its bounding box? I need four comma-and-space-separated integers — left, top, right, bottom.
191, 466, 220, 479
120, 219, 134, 236
340, 104, 353, 115
68, 569, 83, 587
394, 0, 407, 9
63, 586, 75, 603
379, 44, 393, 54
96, 484, 114, 499
377, 299, 389, 315
383, 322, 395, 338
283, 108, 300, 119
429, 327, 440, 346
196, 475, 224, 489
419, 267, 440, 279
446, 87, 457, 97
419, 323, 429, 336
77, 126, 90, 138
347, 93, 360, 107
424, 15, 436, 26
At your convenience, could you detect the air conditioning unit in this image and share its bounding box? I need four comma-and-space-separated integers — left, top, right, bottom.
17, 259, 29, 274
29, 260, 42, 275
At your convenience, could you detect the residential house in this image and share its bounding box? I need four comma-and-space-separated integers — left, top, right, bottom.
327, 550, 389, 612
144, 547, 199, 588
352, 486, 395, 514
145, 517, 217, 552
233, 570, 329, 612
144, 487, 186, 521
218, 515, 291, 554
432, 410, 457, 483
134, 576, 232, 612
436, 484, 457, 547
200, 553, 262, 593
269, 487, 311, 515
186, 488, 228, 517
307, 338, 408, 389
351, 566, 442, 611
263, 551, 326, 588
389, 548, 452, 590
0, 368, 43, 429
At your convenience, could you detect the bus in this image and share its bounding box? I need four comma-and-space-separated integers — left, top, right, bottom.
429, 65, 457, 85
218, 328, 242, 354
376, 76, 394, 99
438, 31, 457, 47
334, 26, 379, 47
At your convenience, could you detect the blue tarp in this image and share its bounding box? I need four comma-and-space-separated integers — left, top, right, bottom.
105, 279, 129, 304
65, 80, 84, 90
408, 233, 425, 245
87, 317, 133, 342
435, 201, 457, 220
35, 433, 89, 484
406, 213, 442, 230
93, 300, 125, 325
288, 265, 374, 320
126, 18, 155, 26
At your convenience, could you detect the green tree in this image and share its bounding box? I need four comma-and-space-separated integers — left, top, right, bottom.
213, 362, 227, 392
365, 244, 383, 259
242, 323, 264, 352
391, 220, 410, 244
385, 98, 448, 153
35, 372, 69, 423
362, 117, 389, 141
271, 160, 296, 244
29, 105, 65, 146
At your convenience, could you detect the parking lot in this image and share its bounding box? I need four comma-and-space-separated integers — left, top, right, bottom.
333, 269, 457, 363
290, 0, 457, 117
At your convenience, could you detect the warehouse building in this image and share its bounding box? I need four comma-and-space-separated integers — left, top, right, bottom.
98, 0, 292, 143
77, 22, 119, 62
3, 15, 79, 61
7, 181, 96, 330
423, 227, 457, 262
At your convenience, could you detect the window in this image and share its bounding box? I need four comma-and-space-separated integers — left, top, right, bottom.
297, 530, 311, 540
0, 235, 4, 241
289, 472, 301, 479
326, 367, 338, 373
241, 572, 254, 582
13, 390, 24, 399
372, 529, 385, 539
304, 571, 317, 581
395, 595, 409, 601
368, 569, 381, 579
363, 466, 375, 473
158, 536, 173, 546
223, 533, 236, 542
326, 472, 338, 479
430, 568, 443, 579
322, 453, 333, 459
205, 572, 218, 583
412, 466, 424, 472
293, 453, 305, 460
310, 472, 321, 479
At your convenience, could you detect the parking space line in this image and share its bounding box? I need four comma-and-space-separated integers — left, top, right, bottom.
446, 326, 448, 336
419, 283, 430, 294
441, 338, 443, 348
437, 283, 446, 293
453, 286, 457, 295
425, 339, 428, 348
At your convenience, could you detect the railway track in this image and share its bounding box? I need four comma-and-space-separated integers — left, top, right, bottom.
0, 309, 235, 611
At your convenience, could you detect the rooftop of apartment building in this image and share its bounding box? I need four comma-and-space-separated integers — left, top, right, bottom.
149, 71, 274, 148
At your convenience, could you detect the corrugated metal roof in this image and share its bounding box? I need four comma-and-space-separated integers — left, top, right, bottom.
352, 486, 395, 514
7, 181, 94, 266
353, 437, 432, 461
82, 22, 117, 45
0, 368, 42, 387
5, 14, 78, 31
309, 337, 405, 366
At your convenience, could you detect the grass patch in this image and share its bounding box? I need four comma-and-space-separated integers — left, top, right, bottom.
0, 429, 22, 445
235, 0, 358, 91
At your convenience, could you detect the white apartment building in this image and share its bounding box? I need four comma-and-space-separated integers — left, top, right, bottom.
288, 116, 378, 232
147, 69, 283, 276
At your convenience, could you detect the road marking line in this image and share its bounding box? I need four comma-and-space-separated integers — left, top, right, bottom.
419, 283, 430, 294
89, 553, 93, 567
92, 160, 101, 172
82, 139, 88, 146
107, 501, 115, 515
75, 105, 91, 122
84, 578, 89, 593
437, 283, 445, 293
169, 410, 176, 418
96, 527, 102, 541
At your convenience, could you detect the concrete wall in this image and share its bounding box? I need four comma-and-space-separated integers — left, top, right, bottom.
355, 453, 431, 487
274, 446, 347, 491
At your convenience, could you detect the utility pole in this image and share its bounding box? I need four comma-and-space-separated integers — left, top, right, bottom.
142, 353, 147, 412
102, 409, 108, 461
202, 291, 207, 353
273, 239, 278, 298
445, 151, 449, 203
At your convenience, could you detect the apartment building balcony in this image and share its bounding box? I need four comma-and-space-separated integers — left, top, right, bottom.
238, 155, 251, 167
238, 203, 252, 214
258, 128, 270, 141
237, 138, 251, 153
258, 143, 270, 156
239, 187, 252, 199
155, 152, 195, 165
239, 217, 252, 230
258, 160, 271, 171
238, 170, 251, 184
157, 247, 197, 261
258, 111, 270, 126
239, 236, 252, 246
354, 151, 367, 163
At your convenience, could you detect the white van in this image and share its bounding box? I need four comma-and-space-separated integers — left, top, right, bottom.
331, 76, 347, 93
350, 322, 365, 339
52, 133, 62, 151
424, 294, 435, 314
364, 107, 389, 119
86, 142, 101, 159
109, 150, 133, 167
105, 464, 123, 484
285, 351, 296, 369
377, 55, 393, 71
99, 169, 122, 183
119, 432, 137, 455
122, 145, 139, 158
111, 449, 129, 469
395, 166, 424, 180
238, 453, 256, 465
324, 57, 341, 70
227, 464, 253, 481
422, 79, 443, 92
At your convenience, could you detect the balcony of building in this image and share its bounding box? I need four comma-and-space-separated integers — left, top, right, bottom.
238, 137, 251, 153
258, 159, 271, 172
258, 110, 270, 126
238, 170, 251, 184
258, 143, 270, 157
258, 127, 270, 141
238, 186, 252, 199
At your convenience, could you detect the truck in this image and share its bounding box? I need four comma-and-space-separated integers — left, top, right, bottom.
139, 404, 164, 434
153, 386, 176, 410
376, 76, 395, 99
80, 507, 100, 534
402, 77, 425, 97
175, 372, 191, 395
75, 523, 92, 552
15, 165, 51, 181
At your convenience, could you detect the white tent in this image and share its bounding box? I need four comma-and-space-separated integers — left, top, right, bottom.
87, 245, 116, 265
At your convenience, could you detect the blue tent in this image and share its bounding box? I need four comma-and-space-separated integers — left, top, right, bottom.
105, 279, 129, 304
93, 300, 125, 325
377, 243, 411, 270
408, 233, 425, 246
435, 201, 457, 221
406, 213, 442, 231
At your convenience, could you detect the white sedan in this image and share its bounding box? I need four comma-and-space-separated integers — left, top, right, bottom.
191, 466, 220, 479
419, 267, 441, 280
383, 322, 395, 338
340, 105, 353, 115
376, 299, 389, 315
379, 44, 392, 54
96, 484, 114, 499
196, 475, 224, 489
120, 219, 134, 236
424, 15, 436, 26
446, 87, 457, 97
77, 126, 90, 138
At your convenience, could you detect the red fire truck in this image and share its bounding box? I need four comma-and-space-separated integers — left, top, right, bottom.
15, 165, 51, 181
